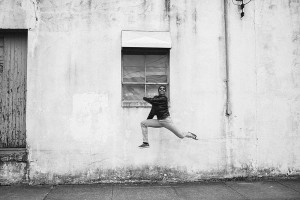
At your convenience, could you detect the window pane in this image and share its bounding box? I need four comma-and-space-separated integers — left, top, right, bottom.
123, 55, 145, 82
123, 84, 145, 101
123, 55, 144, 66
146, 84, 169, 98
146, 55, 168, 83
123, 66, 145, 82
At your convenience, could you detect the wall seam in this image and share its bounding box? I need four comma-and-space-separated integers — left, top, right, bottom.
254, 0, 258, 175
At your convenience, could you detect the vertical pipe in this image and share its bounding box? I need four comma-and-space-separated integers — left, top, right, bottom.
223, 0, 232, 116
223, 0, 233, 176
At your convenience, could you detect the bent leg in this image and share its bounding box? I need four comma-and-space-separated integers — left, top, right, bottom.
140, 119, 163, 143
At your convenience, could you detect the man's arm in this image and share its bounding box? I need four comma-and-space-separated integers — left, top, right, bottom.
143, 96, 167, 105
147, 108, 155, 119
143, 97, 152, 104
143, 97, 155, 119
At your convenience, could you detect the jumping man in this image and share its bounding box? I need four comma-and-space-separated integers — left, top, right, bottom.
139, 85, 198, 148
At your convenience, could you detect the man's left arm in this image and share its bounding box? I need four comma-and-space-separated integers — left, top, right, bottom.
147, 108, 155, 119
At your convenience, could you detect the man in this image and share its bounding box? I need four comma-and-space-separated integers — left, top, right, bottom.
139, 85, 198, 148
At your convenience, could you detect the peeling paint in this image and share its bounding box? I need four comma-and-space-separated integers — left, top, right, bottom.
0, 162, 27, 185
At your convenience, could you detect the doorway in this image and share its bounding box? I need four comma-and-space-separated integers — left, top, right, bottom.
0, 30, 27, 150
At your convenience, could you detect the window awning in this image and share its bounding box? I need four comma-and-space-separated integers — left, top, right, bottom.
122, 31, 171, 48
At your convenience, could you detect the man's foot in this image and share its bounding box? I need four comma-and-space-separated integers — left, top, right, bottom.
139, 142, 150, 148
188, 132, 198, 140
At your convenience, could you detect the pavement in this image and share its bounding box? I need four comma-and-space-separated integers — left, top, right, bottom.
1, 179, 300, 200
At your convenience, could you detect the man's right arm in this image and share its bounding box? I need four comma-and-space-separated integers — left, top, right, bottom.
143, 97, 152, 104
144, 96, 166, 105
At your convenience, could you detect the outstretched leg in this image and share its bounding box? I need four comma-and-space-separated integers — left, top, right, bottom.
140, 119, 163, 143
159, 117, 197, 140
159, 118, 185, 138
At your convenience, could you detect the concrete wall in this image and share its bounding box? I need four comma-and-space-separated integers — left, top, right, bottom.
0, 0, 299, 184
227, 0, 300, 175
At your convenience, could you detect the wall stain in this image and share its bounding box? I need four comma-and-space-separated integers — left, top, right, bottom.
24, 165, 300, 185
176, 14, 181, 26
138, 0, 151, 18
164, 0, 170, 18
88, 0, 92, 10
289, 0, 300, 8
192, 8, 197, 34
268, 4, 277, 10
16, 0, 22, 7
31, 0, 39, 22
0, 162, 28, 185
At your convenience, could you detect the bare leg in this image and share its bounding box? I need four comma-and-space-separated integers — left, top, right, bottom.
140, 119, 163, 143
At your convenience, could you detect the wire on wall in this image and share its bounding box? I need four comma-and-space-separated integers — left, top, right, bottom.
231, 0, 253, 18
231, 0, 253, 6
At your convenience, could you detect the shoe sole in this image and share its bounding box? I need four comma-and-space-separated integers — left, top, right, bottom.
188, 132, 198, 140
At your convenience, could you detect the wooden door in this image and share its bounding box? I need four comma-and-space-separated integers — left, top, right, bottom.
0, 31, 27, 148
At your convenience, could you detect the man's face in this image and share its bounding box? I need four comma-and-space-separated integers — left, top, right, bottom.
158, 86, 166, 95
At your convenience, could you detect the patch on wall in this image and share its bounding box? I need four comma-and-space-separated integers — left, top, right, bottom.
70, 93, 109, 142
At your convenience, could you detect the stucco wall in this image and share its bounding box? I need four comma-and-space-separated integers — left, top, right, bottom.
227, 0, 300, 175
0, 0, 299, 184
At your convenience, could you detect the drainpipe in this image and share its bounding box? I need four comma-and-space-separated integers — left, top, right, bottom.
223, 0, 232, 116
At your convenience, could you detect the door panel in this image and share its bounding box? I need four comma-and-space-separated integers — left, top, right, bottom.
0, 32, 27, 148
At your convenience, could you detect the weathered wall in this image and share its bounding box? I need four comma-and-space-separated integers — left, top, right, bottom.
227, 0, 300, 175
0, 0, 299, 184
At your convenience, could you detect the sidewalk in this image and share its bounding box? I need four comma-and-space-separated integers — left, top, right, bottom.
1, 179, 300, 200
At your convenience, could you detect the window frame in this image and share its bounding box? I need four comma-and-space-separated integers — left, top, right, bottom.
121, 48, 170, 108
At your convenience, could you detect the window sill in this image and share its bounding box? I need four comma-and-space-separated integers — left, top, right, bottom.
122, 101, 171, 108
122, 101, 152, 108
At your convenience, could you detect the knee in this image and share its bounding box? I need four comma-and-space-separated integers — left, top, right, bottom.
177, 132, 185, 139
140, 121, 147, 127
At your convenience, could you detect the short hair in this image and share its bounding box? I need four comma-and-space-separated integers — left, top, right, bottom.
158, 85, 166, 91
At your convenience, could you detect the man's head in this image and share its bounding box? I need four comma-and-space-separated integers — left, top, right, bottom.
158, 85, 166, 96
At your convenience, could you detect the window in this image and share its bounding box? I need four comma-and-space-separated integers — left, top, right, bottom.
122, 48, 169, 107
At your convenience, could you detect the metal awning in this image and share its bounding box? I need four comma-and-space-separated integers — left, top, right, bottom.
121, 31, 171, 48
